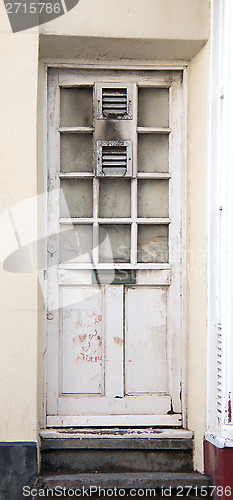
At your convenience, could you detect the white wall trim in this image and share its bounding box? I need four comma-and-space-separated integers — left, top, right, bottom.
207, 0, 233, 436
205, 427, 233, 448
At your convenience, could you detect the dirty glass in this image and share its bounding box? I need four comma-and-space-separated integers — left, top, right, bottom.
137, 224, 168, 263
60, 87, 93, 127
137, 180, 169, 218
138, 88, 169, 128
60, 134, 93, 173
99, 179, 131, 218
99, 225, 131, 263
138, 134, 169, 173
60, 225, 92, 263
60, 179, 93, 218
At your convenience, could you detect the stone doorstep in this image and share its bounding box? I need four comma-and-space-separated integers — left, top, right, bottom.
35, 472, 212, 490
40, 428, 194, 451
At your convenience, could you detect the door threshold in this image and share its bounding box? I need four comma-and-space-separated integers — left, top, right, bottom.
46, 414, 183, 427
40, 427, 193, 440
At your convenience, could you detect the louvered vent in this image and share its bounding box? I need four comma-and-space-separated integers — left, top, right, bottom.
102, 88, 128, 117
102, 145, 127, 174
96, 83, 133, 120
96, 141, 132, 177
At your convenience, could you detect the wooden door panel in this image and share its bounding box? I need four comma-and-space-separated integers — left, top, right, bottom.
125, 287, 167, 394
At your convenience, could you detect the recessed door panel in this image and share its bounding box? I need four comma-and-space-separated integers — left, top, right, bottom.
125, 287, 167, 394
62, 287, 103, 394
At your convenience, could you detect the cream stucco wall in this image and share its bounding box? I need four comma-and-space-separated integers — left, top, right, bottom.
0, 0, 210, 474
39, 0, 209, 41
187, 43, 210, 471
0, 2, 39, 442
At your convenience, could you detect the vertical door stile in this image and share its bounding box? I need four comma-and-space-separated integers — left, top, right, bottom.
167, 74, 183, 413
105, 286, 124, 398
47, 70, 60, 415
131, 83, 138, 266
93, 85, 99, 268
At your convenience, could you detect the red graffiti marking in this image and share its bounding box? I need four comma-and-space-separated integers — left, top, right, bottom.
76, 353, 102, 364
79, 334, 87, 342
76, 320, 84, 328
94, 315, 102, 324
89, 330, 97, 340
81, 342, 91, 352
76, 314, 102, 329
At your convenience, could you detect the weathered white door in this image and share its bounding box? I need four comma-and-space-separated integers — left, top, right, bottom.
46, 68, 184, 427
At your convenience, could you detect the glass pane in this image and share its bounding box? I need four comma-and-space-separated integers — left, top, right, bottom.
138, 180, 169, 218
60, 134, 93, 173
138, 88, 169, 127
99, 225, 131, 263
138, 134, 169, 173
60, 179, 93, 218
137, 225, 168, 263
60, 87, 93, 127
99, 179, 131, 218
60, 225, 92, 263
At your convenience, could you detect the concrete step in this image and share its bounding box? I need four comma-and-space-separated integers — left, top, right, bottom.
40, 428, 194, 474
34, 471, 212, 490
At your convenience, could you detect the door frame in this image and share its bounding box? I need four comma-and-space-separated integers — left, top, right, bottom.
41, 62, 188, 429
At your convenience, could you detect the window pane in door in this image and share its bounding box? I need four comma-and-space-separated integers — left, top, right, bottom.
61, 134, 93, 173
99, 225, 131, 263
60, 179, 93, 218
138, 180, 169, 218
137, 225, 168, 263
138, 88, 169, 127
99, 179, 131, 218
60, 225, 92, 263
60, 87, 93, 127
138, 134, 169, 173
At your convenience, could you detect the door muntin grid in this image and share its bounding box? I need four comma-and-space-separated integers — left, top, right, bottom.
59, 83, 170, 270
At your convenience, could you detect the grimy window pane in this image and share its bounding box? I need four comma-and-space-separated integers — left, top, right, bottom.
138, 88, 169, 128
60, 225, 92, 263
99, 179, 131, 218
60, 87, 93, 127
137, 225, 168, 263
99, 225, 131, 263
138, 134, 169, 173
60, 179, 93, 218
60, 134, 93, 173
138, 180, 169, 218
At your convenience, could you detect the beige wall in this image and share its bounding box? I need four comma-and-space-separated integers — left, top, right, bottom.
0, 0, 210, 472
39, 0, 209, 41
0, 2, 39, 441
187, 42, 210, 471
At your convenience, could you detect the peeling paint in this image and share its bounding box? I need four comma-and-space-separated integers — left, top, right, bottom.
114, 336, 123, 346
228, 392, 232, 423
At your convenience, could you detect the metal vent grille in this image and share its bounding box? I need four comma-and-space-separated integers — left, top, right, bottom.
102, 145, 127, 174
96, 141, 132, 177
96, 83, 133, 120
102, 88, 128, 117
